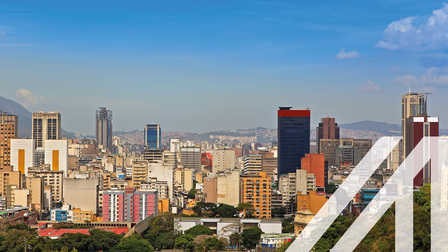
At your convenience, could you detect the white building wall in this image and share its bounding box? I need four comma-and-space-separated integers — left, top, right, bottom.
148, 161, 174, 201
45, 140, 68, 177
10, 139, 34, 176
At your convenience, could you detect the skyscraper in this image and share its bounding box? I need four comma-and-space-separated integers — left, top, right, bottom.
0, 111, 18, 170
277, 107, 310, 178
316, 117, 339, 153
401, 92, 426, 162
144, 124, 162, 149
405, 116, 438, 186
95, 107, 113, 151
32, 111, 61, 148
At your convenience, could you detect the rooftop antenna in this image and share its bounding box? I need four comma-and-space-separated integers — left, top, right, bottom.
306, 106, 310, 110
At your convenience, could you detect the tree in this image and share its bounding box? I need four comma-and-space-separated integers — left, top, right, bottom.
174, 234, 194, 252
0, 229, 37, 252
155, 232, 179, 250
216, 204, 238, 218
229, 232, 242, 250
6, 223, 35, 232
184, 225, 213, 237
237, 203, 255, 218
188, 180, 197, 199
143, 212, 175, 244
192, 202, 217, 217
110, 240, 154, 252
272, 207, 286, 218
327, 183, 338, 194
282, 216, 294, 233
241, 226, 263, 250
193, 234, 213, 251
203, 237, 225, 251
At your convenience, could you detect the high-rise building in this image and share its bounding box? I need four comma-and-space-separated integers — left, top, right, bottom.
28, 166, 64, 206
316, 117, 339, 154
277, 107, 310, 178
241, 171, 272, 219
217, 170, 240, 207
0, 166, 22, 197
406, 116, 439, 186
10, 139, 34, 175
401, 92, 426, 162
95, 107, 113, 151
144, 124, 162, 149
131, 160, 148, 190
180, 146, 201, 171
212, 147, 235, 172
244, 155, 262, 175
32, 111, 61, 148
319, 138, 372, 167
174, 167, 194, 192
301, 154, 326, 189
102, 189, 158, 222
0, 111, 18, 171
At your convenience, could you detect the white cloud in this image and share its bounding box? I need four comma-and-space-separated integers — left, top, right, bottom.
377, 4, 448, 52
335, 48, 360, 60
15, 89, 48, 110
393, 67, 448, 87
390, 64, 405, 73
356, 81, 381, 92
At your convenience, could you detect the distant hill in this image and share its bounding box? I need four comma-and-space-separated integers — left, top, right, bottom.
339, 120, 402, 136
0, 96, 76, 138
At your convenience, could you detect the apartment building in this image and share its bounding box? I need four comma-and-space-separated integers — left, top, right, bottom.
240, 171, 272, 219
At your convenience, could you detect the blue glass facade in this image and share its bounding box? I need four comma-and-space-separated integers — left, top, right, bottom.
144, 124, 161, 149
277, 107, 310, 178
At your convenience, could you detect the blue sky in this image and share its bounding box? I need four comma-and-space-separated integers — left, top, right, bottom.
2, 1, 448, 134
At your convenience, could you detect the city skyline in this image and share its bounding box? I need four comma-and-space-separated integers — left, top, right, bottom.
2, 1, 448, 134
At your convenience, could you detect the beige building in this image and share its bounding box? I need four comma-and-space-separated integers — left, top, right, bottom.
63, 178, 99, 214
109, 180, 128, 190
217, 170, 240, 207
279, 170, 316, 213
0, 111, 18, 171
45, 140, 69, 177
142, 178, 169, 199
203, 175, 217, 203
244, 155, 262, 175
25, 177, 44, 210
32, 111, 61, 148
213, 147, 236, 172
132, 160, 148, 189
0, 166, 22, 196
10, 188, 31, 208
174, 167, 194, 192
28, 166, 64, 204
148, 160, 174, 200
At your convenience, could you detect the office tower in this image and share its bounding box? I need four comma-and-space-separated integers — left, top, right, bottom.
144, 124, 162, 149
261, 152, 277, 180
102, 189, 158, 222
240, 171, 272, 218
180, 146, 201, 171
277, 107, 310, 178
0, 111, 18, 171
301, 154, 326, 189
10, 139, 34, 175
212, 147, 235, 172
95, 107, 113, 151
406, 116, 438, 186
402, 92, 426, 162
319, 138, 372, 167
316, 117, 339, 154
244, 155, 262, 175
32, 111, 61, 148
45, 140, 68, 177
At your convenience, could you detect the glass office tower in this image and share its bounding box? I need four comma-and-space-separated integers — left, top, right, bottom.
144, 124, 162, 149
277, 107, 310, 179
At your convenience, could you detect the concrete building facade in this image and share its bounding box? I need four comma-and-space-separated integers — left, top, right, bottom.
0, 111, 18, 171
10, 139, 34, 175
32, 111, 61, 148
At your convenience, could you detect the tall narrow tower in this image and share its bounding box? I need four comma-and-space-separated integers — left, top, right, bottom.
316, 117, 339, 154
144, 124, 162, 149
96, 107, 113, 151
277, 107, 310, 179
0, 111, 18, 170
